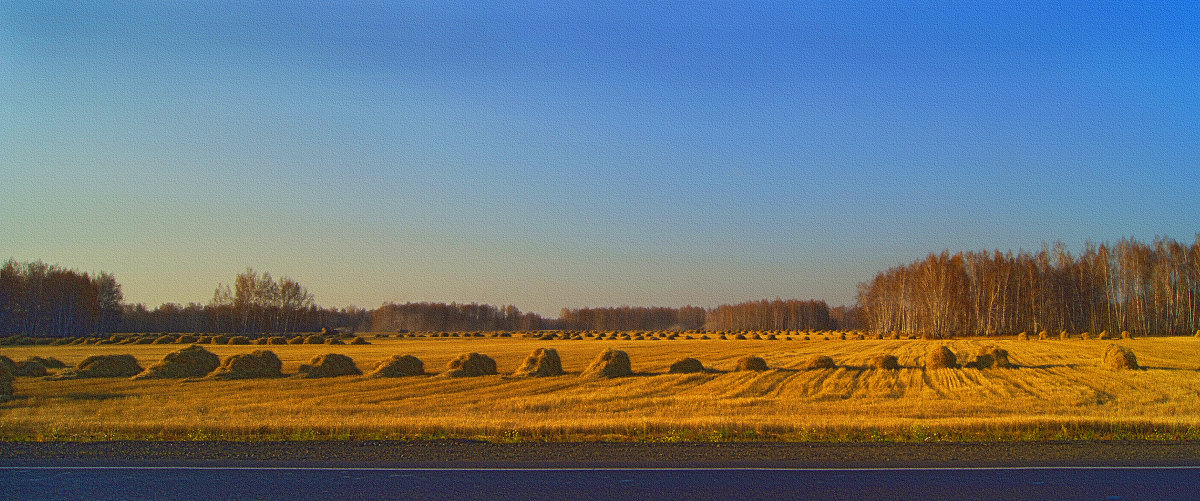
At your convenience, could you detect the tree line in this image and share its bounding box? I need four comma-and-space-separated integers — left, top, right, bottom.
856, 236, 1200, 337
370, 301, 545, 332
558, 299, 834, 332
0, 259, 123, 337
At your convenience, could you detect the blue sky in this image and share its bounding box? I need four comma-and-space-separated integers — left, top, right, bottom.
3, 2, 1198, 315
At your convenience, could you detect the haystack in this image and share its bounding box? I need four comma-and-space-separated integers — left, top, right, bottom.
1059, 331, 1069, 340
0, 356, 19, 375
207, 350, 284, 379
267, 336, 287, 345
152, 334, 175, 344
967, 346, 1012, 369
869, 354, 900, 370
297, 353, 362, 378
25, 356, 67, 369
369, 355, 425, 377
444, 352, 498, 377
668, 357, 705, 374
349, 337, 369, 345
0, 365, 12, 395
1097, 330, 1110, 340
177, 335, 199, 344
303, 335, 325, 344
228, 336, 251, 345
62, 354, 144, 378
287, 336, 305, 344
1121, 331, 1133, 340
581, 349, 633, 378
211, 335, 231, 345
925, 346, 958, 369
133, 345, 220, 379
801, 355, 836, 370
735, 355, 769, 371
324, 338, 346, 345
13, 360, 48, 377
513, 348, 565, 377
1038, 331, 1048, 340
1102, 345, 1139, 371
1016, 332, 1029, 341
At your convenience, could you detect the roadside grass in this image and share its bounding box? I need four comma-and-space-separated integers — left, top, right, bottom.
1, 335, 1198, 442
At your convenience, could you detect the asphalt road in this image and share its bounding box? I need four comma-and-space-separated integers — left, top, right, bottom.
3, 441, 1199, 500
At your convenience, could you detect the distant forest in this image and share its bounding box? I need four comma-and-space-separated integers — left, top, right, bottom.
858, 236, 1200, 337
3, 235, 1198, 337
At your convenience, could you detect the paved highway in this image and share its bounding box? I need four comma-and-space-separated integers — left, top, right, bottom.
2, 441, 1199, 500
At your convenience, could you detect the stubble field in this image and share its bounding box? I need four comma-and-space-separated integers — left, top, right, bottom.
2, 334, 1199, 442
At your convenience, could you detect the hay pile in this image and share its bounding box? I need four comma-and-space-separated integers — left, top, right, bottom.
444, 353, 498, 377
287, 336, 305, 345
581, 349, 633, 378
369, 355, 425, 377
13, 360, 48, 377
1059, 331, 1069, 340
349, 337, 369, 345
228, 336, 251, 345
152, 334, 175, 344
1038, 331, 1049, 340
1121, 331, 1133, 340
967, 346, 1012, 369
801, 355, 836, 370
207, 350, 284, 380
267, 336, 287, 345
1102, 345, 1139, 371
0, 355, 17, 375
297, 354, 362, 378
211, 335, 231, 345
668, 357, 705, 374
513, 348, 565, 377
59, 354, 144, 378
177, 335, 199, 344
925, 346, 958, 369
735, 356, 769, 372
132, 345, 220, 379
1016, 332, 1030, 341
870, 354, 900, 370
303, 335, 325, 344
0, 365, 12, 396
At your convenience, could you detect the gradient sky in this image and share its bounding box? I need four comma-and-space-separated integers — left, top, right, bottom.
3, 2, 1199, 316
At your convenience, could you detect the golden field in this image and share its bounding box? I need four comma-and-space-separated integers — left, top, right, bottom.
2, 334, 1199, 441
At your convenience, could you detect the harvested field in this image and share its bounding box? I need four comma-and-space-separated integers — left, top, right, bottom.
1, 335, 1200, 441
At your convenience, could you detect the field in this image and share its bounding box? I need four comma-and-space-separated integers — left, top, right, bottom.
2, 333, 1200, 442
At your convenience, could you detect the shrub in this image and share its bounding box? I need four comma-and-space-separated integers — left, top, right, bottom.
208, 350, 284, 380
297, 354, 362, 378
925, 346, 958, 369
581, 349, 633, 378
444, 353, 498, 377
870, 354, 900, 370
1102, 345, 1139, 371
369, 355, 425, 377
57, 355, 144, 378
133, 345, 220, 379
735, 356, 768, 372
668, 357, 705, 374
513, 348, 565, 377
801, 355, 836, 370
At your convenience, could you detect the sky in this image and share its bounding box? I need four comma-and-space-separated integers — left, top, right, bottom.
3, 2, 1199, 316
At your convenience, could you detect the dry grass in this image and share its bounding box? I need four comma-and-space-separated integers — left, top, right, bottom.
1, 335, 1199, 441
